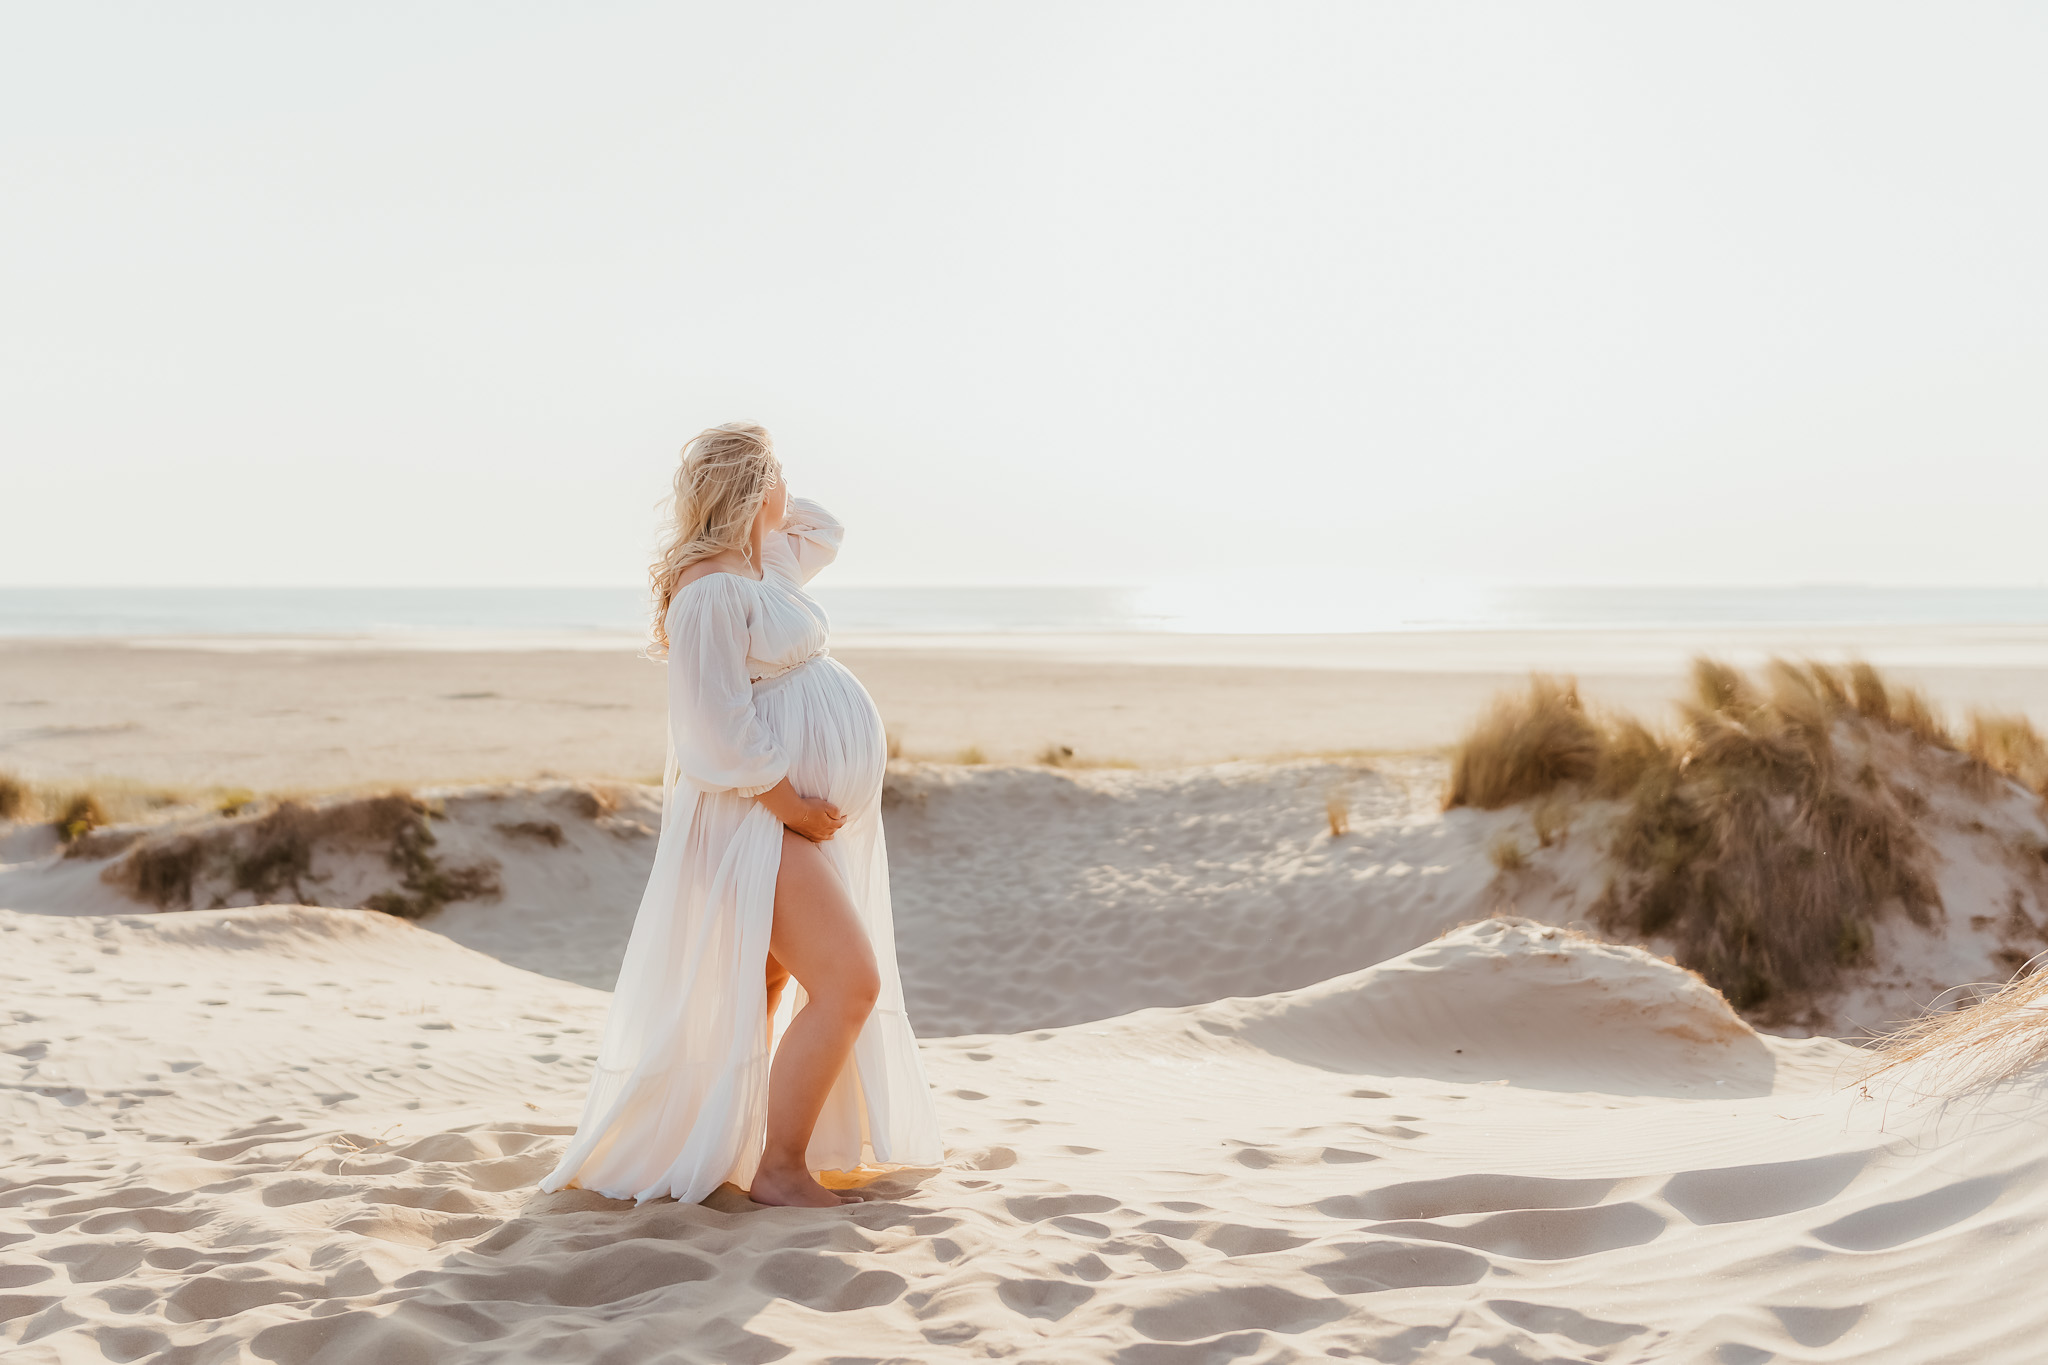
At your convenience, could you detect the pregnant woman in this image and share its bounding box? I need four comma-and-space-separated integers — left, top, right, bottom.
540, 422, 944, 1208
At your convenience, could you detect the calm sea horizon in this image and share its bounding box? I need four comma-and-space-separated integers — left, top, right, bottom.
5, 584, 2048, 644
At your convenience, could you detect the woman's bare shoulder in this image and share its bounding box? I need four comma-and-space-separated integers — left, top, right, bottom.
675, 556, 763, 592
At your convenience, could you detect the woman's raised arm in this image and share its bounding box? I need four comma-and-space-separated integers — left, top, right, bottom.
778, 497, 844, 585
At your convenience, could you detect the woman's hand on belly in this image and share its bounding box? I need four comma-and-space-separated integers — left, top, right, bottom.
754, 777, 846, 842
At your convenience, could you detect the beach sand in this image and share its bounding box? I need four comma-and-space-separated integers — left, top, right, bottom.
9, 624, 2048, 787
5, 905, 2041, 1362
8, 626, 2048, 1359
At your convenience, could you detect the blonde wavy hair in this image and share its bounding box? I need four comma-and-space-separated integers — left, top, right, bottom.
647, 422, 783, 658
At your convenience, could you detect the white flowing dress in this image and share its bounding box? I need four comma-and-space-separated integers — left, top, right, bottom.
539, 499, 945, 1204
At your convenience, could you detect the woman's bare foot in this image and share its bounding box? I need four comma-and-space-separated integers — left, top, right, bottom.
748, 1164, 860, 1207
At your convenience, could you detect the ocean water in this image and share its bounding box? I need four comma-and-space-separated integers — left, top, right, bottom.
3, 584, 2048, 643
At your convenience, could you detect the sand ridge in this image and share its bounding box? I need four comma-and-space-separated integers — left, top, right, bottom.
5, 907, 2044, 1362
13, 752, 2048, 1042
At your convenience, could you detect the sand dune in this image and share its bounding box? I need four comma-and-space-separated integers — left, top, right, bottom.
0, 781, 666, 992
4, 906, 2041, 1362
8, 748, 2047, 1360
12, 755, 2048, 1040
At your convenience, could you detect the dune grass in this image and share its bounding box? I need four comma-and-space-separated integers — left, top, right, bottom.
1325, 790, 1350, 838
105, 791, 501, 919
1868, 959, 2048, 1095
1444, 675, 1604, 810
0, 771, 28, 821
1449, 658, 1964, 1013
0, 772, 256, 840
1964, 711, 2048, 795
55, 793, 108, 844
1026, 742, 1137, 771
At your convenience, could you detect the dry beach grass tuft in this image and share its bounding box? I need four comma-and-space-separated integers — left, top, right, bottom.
1446, 658, 2035, 1014
1870, 960, 2048, 1097
103, 791, 503, 919
1965, 710, 2048, 796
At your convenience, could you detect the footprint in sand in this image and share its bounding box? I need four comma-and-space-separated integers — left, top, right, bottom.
749, 1250, 906, 1313
1004, 1192, 1119, 1222
1137, 1220, 1311, 1257
1374, 1203, 1667, 1262
1310, 1240, 1490, 1293
1327, 1173, 1618, 1222
1319, 1147, 1378, 1164
1487, 1298, 1648, 1347
75, 1205, 211, 1236
1811, 1176, 2004, 1252
1100, 1233, 1188, 1271
1127, 1282, 1348, 1343
1661, 1151, 1868, 1226
997, 1276, 1095, 1320
1769, 1303, 1866, 1347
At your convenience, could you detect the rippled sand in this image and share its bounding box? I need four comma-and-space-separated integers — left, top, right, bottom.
4, 907, 2039, 1362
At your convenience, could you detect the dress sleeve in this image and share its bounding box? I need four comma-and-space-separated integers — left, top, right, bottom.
666, 576, 790, 798
778, 496, 844, 584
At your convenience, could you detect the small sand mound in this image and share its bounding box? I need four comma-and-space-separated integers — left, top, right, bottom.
86, 896, 509, 965
1208, 918, 1777, 1097
94, 790, 505, 917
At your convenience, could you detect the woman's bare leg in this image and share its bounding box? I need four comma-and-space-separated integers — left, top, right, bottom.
764, 951, 789, 1048
749, 829, 881, 1208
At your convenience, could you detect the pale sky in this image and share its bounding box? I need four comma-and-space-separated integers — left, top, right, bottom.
4, 3, 2045, 589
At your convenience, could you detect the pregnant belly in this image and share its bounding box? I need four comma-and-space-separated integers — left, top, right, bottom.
753, 657, 887, 814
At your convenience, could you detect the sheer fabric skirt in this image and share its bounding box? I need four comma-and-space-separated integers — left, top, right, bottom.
538, 657, 945, 1204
